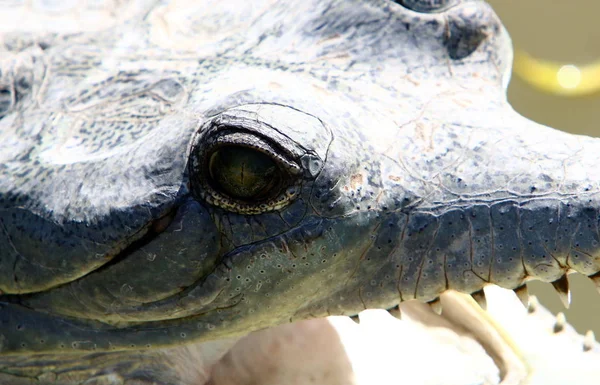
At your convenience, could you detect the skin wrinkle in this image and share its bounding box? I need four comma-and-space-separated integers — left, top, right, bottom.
467, 209, 476, 281
538, 243, 559, 272
547, 220, 568, 270
467, 214, 488, 284
566, 222, 582, 269
487, 205, 494, 282
346, 221, 382, 283
414, 217, 440, 299
516, 203, 528, 280
442, 253, 450, 290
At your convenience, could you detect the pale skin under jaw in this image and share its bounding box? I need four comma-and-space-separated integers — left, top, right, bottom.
1, 0, 600, 384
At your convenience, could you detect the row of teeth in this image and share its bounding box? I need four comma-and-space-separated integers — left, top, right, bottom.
348, 271, 600, 353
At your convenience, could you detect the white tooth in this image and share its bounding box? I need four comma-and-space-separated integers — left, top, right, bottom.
349, 315, 360, 324
387, 305, 402, 320
428, 298, 442, 315
588, 272, 600, 295
513, 284, 529, 309
584, 330, 596, 352
553, 312, 566, 333
551, 275, 571, 309
471, 289, 487, 310
527, 295, 539, 314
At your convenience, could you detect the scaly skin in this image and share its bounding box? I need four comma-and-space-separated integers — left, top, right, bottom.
1, 0, 599, 383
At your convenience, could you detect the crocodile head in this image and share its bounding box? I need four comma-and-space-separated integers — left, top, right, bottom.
1, 0, 599, 354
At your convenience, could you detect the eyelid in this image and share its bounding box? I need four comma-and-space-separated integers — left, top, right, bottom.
394, 0, 458, 13
207, 130, 302, 176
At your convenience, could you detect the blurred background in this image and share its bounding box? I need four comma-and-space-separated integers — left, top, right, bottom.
487, 0, 600, 336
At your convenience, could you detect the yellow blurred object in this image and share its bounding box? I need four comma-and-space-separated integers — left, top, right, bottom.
513, 49, 600, 97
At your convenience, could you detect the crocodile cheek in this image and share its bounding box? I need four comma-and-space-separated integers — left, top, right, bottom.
18, 199, 222, 323
204, 213, 386, 327
0, 212, 387, 354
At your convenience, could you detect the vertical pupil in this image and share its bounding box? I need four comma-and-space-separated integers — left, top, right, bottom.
208, 146, 279, 200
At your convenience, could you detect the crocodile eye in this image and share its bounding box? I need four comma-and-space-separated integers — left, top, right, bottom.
190, 104, 328, 214
208, 145, 282, 201
395, 0, 457, 12
190, 126, 303, 214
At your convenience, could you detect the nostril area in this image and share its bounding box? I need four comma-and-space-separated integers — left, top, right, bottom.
444, 2, 501, 60
390, 1, 503, 63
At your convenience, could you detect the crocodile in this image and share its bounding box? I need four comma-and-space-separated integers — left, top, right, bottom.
1, 0, 600, 384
